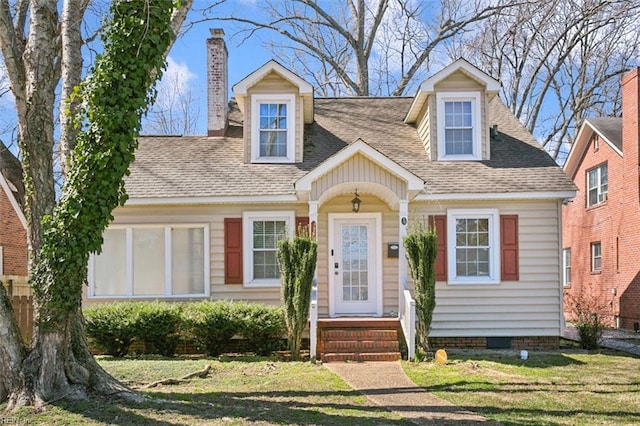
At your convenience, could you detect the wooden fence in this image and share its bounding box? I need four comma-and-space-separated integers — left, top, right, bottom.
1, 275, 33, 343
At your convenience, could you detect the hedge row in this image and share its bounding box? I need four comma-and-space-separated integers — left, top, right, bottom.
84, 300, 285, 357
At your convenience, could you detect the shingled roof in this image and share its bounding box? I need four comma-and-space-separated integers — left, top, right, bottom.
585, 117, 622, 152
125, 96, 575, 200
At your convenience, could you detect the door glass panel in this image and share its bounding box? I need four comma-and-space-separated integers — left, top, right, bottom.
341, 224, 368, 301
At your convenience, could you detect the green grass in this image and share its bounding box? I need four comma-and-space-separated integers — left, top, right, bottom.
403, 349, 640, 425
3, 350, 640, 425
5, 356, 407, 425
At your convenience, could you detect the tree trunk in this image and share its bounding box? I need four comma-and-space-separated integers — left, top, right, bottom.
0, 285, 26, 406
0, 0, 192, 411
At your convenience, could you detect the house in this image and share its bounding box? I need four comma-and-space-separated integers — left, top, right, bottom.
0, 170, 28, 278
562, 67, 640, 332
85, 29, 576, 360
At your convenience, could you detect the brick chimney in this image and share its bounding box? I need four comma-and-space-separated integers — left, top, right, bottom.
622, 67, 640, 200
207, 28, 228, 137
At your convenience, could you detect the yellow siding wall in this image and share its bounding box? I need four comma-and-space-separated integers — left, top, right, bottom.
408, 199, 563, 337
316, 194, 400, 316
84, 204, 307, 307
244, 71, 304, 163
311, 154, 406, 200
414, 71, 490, 160
90, 197, 564, 339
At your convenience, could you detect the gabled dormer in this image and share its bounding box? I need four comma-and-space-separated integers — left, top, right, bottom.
232, 60, 313, 164
404, 59, 500, 161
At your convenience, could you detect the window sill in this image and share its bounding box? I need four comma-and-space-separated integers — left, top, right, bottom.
88, 294, 209, 299
251, 157, 295, 164
447, 279, 500, 286
437, 155, 482, 162
586, 201, 608, 211
590, 271, 602, 275
244, 280, 281, 288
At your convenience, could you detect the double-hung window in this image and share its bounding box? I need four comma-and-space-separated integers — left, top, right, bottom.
591, 242, 602, 272
447, 209, 500, 284
89, 225, 209, 298
251, 94, 296, 163
437, 92, 482, 161
243, 211, 295, 286
563, 248, 571, 287
587, 163, 608, 207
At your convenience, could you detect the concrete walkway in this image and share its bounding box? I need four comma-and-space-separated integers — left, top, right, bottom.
325, 361, 493, 425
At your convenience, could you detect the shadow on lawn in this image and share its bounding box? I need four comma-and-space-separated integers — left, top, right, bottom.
466, 405, 640, 426
445, 352, 586, 368
420, 379, 640, 394
53, 389, 413, 426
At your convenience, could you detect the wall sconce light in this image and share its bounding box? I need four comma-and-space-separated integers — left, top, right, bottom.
351, 190, 361, 213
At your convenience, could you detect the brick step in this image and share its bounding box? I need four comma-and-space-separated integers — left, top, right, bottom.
321, 352, 402, 363
321, 340, 400, 353
321, 329, 398, 341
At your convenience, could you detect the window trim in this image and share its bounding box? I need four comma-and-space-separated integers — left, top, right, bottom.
88, 224, 210, 298
251, 94, 296, 163
591, 241, 602, 273
447, 208, 500, 285
243, 211, 295, 287
436, 91, 482, 161
562, 248, 571, 287
586, 162, 608, 207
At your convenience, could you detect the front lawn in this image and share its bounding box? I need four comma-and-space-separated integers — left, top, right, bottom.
4, 350, 640, 425
403, 349, 640, 425
8, 357, 408, 425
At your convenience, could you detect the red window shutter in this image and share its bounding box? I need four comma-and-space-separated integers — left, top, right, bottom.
429, 215, 447, 281
295, 217, 309, 236
224, 218, 243, 284
500, 215, 519, 281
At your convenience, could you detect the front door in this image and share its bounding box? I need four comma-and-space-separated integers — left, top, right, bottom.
329, 214, 381, 316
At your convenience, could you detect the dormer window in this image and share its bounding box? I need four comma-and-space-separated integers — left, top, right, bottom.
251, 94, 296, 163
437, 92, 482, 161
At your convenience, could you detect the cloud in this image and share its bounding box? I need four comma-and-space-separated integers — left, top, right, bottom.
157, 56, 197, 96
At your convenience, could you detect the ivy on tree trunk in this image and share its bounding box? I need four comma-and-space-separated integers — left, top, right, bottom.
0, 0, 179, 410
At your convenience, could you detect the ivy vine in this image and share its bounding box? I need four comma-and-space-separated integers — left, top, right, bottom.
31, 0, 178, 327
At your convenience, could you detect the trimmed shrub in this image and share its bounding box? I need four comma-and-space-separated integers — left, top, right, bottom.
134, 301, 183, 356
404, 222, 438, 354
278, 225, 317, 360
235, 302, 286, 356
84, 302, 138, 357
182, 301, 239, 356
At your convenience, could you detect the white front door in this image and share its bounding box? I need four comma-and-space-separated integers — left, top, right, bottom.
329, 214, 382, 316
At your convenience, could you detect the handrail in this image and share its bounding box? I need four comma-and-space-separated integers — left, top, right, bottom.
309, 278, 318, 360
399, 277, 416, 360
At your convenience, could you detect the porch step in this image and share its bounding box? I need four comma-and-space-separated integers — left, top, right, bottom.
318, 318, 402, 362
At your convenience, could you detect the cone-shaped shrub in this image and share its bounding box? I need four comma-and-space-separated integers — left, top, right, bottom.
403, 223, 437, 353
278, 225, 317, 360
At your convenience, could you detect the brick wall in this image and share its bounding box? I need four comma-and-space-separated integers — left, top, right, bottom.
430, 336, 559, 351
562, 67, 640, 330
0, 184, 27, 276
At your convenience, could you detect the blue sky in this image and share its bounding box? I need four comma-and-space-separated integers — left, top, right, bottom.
157, 1, 276, 135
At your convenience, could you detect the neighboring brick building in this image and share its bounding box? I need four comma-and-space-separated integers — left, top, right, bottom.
0, 171, 27, 276
563, 67, 640, 331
